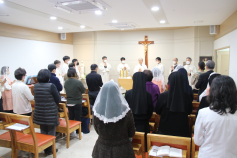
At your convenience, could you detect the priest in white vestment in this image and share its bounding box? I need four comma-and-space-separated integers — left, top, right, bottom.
169, 58, 178, 74
133, 58, 147, 73
155, 57, 165, 82
117, 57, 130, 77
99, 56, 112, 83
184, 57, 197, 86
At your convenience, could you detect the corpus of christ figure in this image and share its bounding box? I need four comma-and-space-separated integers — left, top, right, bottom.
138, 36, 154, 68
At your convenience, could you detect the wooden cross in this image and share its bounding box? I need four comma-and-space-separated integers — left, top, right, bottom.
138, 36, 154, 68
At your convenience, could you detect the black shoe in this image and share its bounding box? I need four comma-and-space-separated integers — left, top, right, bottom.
46, 149, 58, 155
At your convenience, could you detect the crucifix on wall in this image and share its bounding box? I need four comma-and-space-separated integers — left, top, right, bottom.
138, 36, 154, 68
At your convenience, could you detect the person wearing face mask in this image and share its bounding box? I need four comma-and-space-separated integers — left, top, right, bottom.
61, 56, 70, 76
184, 57, 197, 86
117, 57, 130, 77
1, 66, 15, 113
155, 57, 165, 77
133, 58, 148, 73
72, 59, 81, 79
12, 68, 34, 116
99, 56, 112, 84
169, 58, 178, 74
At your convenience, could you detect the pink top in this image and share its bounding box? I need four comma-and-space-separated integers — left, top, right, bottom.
152, 79, 165, 93
2, 77, 13, 111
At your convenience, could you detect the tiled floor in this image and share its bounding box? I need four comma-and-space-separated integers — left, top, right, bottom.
0, 126, 98, 158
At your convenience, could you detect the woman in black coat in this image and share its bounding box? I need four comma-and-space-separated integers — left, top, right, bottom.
155, 72, 193, 137
92, 81, 135, 158
33, 69, 60, 155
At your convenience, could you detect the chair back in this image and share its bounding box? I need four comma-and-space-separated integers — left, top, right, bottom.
192, 101, 200, 114
0, 112, 8, 129
6, 113, 38, 148
85, 89, 88, 94
82, 94, 91, 118
132, 132, 145, 155
147, 134, 191, 158
192, 136, 199, 158
58, 103, 69, 129
193, 94, 198, 101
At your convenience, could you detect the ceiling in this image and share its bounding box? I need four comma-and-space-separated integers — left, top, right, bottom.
0, 0, 236, 33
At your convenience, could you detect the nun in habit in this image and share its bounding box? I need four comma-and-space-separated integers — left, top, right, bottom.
125, 72, 153, 134
92, 81, 135, 158
155, 72, 193, 137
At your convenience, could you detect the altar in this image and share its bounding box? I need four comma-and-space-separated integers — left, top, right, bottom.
118, 77, 133, 91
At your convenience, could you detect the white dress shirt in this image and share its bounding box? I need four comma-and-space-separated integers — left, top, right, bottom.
194, 107, 237, 158
12, 80, 34, 114
133, 64, 147, 73
61, 63, 69, 75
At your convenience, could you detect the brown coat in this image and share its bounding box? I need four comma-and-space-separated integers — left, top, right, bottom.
92, 110, 136, 158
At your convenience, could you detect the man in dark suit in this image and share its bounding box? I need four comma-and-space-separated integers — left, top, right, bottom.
195, 60, 215, 102
86, 64, 103, 107
48, 64, 63, 93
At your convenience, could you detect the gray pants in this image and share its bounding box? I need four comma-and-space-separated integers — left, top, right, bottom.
40, 125, 56, 154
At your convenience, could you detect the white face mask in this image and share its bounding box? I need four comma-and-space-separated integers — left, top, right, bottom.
156, 61, 159, 64
173, 61, 176, 65
186, 61, 190, 65
104, 60, 107, 63
122, 61, 125, 64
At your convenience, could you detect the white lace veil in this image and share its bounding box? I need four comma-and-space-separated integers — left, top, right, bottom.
152, 67, 165, 90
93, 80, 130, 124
199, 72, 218, 102
173, 64, 184, 72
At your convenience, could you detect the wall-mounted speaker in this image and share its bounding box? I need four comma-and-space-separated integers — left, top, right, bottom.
210, 25, 217, 34
60, 33, 66, 40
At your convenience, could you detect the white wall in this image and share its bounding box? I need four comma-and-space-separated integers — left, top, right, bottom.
214, 29, 237, 83
73, 26, 214, 83
0, 36, 73, 81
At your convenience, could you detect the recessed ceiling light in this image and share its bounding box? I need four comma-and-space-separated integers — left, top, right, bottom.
160, 20, 166, 24
95, 10, 102, 15
112, 20, 118, 23
50, 16, 57, 20
58, 27, 63, 30
0, 0, 4, 4
151, 6, 159, 11
80, 25, 85, 28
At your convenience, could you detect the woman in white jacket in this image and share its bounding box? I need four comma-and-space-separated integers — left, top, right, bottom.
194, 75, 237, 158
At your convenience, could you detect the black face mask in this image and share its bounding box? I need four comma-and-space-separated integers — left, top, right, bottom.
77, 62, 79, 66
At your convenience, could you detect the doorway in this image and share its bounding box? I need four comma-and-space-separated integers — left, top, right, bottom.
216, 48, 230, 75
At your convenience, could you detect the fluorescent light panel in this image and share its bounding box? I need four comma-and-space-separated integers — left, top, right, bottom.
151, 6, 159, 11
95, 10, 102, 15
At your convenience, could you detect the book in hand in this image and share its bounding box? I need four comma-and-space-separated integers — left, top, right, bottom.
149, 145, 182, 157
6, 123, 29, 131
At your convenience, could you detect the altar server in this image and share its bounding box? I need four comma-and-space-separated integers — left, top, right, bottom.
117, 57, 130, 77
99, 56, 111, 83
155, 57, 165, 78
54, 60, 63, 83
133, 58, 147, 73
61, 56, 70, 76
184, 57, 197, 86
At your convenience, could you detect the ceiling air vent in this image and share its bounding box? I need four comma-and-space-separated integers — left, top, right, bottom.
105, 23, 138, 30
49, 0, 109, 14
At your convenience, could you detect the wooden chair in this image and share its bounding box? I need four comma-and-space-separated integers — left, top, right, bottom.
149, 113, 160, 133
28, 85, 34, 96
6, 113, 57, 158
56, 103, 82, 148
188, 114, 196, 135
132, 132, 145, 158
147, 134, 191, 158
85, 88, 88, 94
192, 136, 199, 158
82, 94, 91, 119
192, 101, 200, 114
0, 112, 12, 149
193, 94, 198, 101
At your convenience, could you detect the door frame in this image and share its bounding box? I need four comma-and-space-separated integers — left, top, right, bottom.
214, 46, 230, 74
